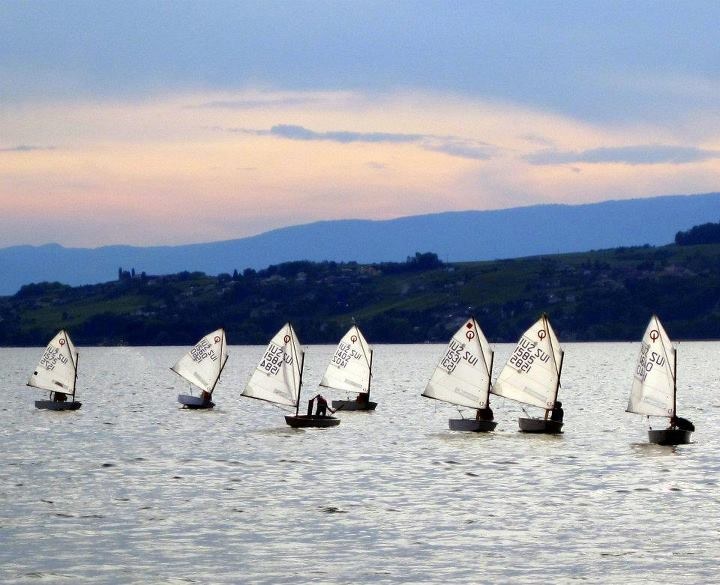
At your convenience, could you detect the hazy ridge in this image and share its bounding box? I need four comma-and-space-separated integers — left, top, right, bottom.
0, 192, 718, 295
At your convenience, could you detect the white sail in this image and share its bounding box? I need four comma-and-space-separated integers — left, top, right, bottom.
320, 325, 372, 394
422, 317, 493, 409
27, 330, 78, 395
242, 323, 304, 407
491, 315, 563, 410
626, 315, 675, 417
171, 328, 228, 393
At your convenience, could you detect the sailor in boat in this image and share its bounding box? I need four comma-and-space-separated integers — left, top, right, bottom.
476, 406, 494, 421
670, 414, 695, 432
550, 401, 564, 422
53, 391, 67, 403
355, 392, 369, 407
200, 390, 212, 405
311, 394, 336, 417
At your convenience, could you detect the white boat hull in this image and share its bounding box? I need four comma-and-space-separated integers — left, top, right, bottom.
448, 419, 497, 432
648, 428, 692, 445
518, 417, 563, 434
177, 394, 215, 409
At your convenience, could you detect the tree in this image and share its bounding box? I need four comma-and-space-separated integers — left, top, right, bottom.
675, 221, 720, 245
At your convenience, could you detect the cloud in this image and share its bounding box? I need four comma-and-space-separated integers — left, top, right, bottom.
423, 140, 495, 161
190, 97, 322, 109
268, 124, 426, 144
228, 124, 496, 161
524, 144, 720, 166
0, 145, 55, 152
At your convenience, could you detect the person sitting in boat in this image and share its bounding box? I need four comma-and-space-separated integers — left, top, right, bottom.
356, 392, 369, 406
476, 406, 494, 421
200, 390, 212, 404
550, 401, 564, 422
52, 391, 67, 403
313, 394, 335, 417
670, 414, 695, 432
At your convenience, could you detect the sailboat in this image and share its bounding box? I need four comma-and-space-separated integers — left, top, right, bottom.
492, 314, 564, 433
324, 324, 376, 411
28, 330, 81, 411
242, 323, 340, 428
626, 315, 693, 445
173, 328, 228, 409
422, 317, 497, 431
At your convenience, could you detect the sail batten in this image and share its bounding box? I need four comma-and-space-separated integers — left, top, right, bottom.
27, 330, 78, 396
423, 317, 493, 409
319, 325, 372, 394
242, 323, 304, 408
171, 328, 228, 393
627, 315, 675, 417
491, 314, 562, 410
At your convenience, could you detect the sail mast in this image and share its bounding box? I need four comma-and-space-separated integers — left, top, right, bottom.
486, 342, 494, 408
208, 330, 227, 395
366, 347, 374, 402
72, 348, 79, 400
672, 344, 677, 417
295, 335, 304, 417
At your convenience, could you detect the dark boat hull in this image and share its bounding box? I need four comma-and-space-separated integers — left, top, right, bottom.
518, 417, 563, 434
178, 394, 215, 409
648, 428, 692, 445
285, 414, 341, 428
331, 399, 377, 411
35, 400, 82, 411
448, 419, 497, 432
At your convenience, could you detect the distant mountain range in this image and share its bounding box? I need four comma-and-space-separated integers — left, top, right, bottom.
1, 192, 718, 295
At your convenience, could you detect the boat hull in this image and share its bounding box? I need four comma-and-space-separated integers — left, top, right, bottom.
448, 419, 497, 432
331, 399, 377, 411
35, 400, 82, 411
518, 417, 563, 434
178, 394, 215, 409
285, 415, 341, 428
648, 428, 692, 445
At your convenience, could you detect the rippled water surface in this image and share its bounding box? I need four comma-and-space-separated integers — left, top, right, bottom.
1, 342, 719, 584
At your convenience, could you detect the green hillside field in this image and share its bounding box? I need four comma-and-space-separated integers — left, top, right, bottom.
1, 245, 719, 346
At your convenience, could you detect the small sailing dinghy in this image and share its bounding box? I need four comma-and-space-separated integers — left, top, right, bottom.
28, 330, 81, 411
173, 328, 228, 409
492, 314, 564, 433
422, 317, 497, 432
324, 324, 376, 411
242, 323, 340, 428
626, 315, 693, 445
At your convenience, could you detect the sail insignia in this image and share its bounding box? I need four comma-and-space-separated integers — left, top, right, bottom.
423, 317, 493, 410
491, 315, 563, 410
171, 328, 228, 394
626, 315, 675, 417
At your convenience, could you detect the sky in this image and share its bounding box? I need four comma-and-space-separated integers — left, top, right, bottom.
1, 1, 719, 248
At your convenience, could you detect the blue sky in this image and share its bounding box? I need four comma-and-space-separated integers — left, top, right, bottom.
1, 1, 719, 246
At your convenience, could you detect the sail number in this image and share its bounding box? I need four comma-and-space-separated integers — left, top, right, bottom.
508, 336, 550, 373
39, 345, 68, 371
634, 342, 666, 381
441, 339, 479, 374
190, 337, 220, 363
260, 343, 293, 376
331, 341, 362, 369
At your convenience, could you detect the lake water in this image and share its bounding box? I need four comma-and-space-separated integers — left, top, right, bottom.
1, 342, 719, 584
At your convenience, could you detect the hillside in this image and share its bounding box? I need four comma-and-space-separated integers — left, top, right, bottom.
1, 245, 719, 346
0, 192, 718, 294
